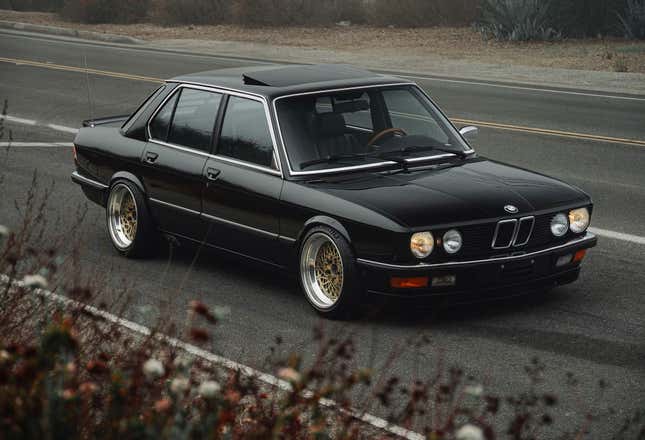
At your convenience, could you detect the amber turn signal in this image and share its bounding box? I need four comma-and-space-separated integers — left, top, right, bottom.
390, 276, 429, 288
573, 249, 586, 263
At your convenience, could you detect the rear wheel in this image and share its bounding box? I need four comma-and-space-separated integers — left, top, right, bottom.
299, 226, 362, 319
106, 180, 155, 257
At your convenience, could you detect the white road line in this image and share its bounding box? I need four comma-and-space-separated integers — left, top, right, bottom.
398, 74, 645, 102
3, 115, 36, 125
589, 227, 645, 245
1, 115, 78, 134
0, 274, 423, 440
47, 123, 78, 134
0, 142, 74, 147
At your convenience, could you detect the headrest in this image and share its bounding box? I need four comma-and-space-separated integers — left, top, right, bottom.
333, 100, 369, 113
312, 112, 347, 138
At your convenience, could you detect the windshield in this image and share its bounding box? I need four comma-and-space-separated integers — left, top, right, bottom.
275, 85, 470, 173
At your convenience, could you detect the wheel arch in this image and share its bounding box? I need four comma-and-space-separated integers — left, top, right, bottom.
109, 171, 146, 194
297, 216, 352, 250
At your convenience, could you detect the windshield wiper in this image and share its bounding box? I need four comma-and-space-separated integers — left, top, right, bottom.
300, 153, 372, 169
299, 145, 468, 170
377, 145, 469, 160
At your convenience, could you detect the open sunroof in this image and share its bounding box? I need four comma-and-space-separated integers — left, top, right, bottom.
242, 64, 374, 87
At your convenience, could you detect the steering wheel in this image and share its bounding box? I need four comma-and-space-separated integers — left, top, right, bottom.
367, 128, 407, 146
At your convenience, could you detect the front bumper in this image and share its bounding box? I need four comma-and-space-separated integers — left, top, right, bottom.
356, 232, 597, 298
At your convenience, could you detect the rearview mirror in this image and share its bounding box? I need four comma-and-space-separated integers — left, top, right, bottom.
459, 126, 478, 140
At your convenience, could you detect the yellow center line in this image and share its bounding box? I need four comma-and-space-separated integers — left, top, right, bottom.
2, 56, 644, 147
0, 56, 163, 83
451, 118, 645, 147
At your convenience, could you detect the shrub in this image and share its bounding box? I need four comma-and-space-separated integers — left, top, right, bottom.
617, 0, 645, 39
477, 0, 561, 41
370, 0, 479, 27
152, 0, 230, 25
550, 0, 627, 37
60, 0, 150, 23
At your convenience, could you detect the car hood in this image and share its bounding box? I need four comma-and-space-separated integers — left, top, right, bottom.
305, 158, 589, 228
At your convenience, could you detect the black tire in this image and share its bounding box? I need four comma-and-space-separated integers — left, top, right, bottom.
298, 225, 363, 319
105, 179, 156, 258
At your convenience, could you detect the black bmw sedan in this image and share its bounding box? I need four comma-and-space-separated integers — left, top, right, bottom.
71, 64, 597, 318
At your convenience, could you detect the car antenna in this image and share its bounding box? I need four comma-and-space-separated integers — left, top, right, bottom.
83, 53, 94, 126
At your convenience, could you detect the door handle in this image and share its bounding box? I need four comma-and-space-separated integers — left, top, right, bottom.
144, 152, 158, 164
206, 168, 221, 181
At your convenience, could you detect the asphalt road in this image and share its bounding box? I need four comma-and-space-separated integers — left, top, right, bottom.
1, 31, 644, 437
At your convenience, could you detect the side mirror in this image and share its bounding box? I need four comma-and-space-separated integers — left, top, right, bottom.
459, 126, 478, 140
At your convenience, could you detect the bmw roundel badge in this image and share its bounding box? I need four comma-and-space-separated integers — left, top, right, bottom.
504, 205, 519, 214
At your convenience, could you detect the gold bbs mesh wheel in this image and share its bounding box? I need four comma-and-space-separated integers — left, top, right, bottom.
107, 183, 138, 250
300, 232, 344, 309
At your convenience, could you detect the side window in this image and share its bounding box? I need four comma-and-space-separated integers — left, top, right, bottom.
218, 96, 276, 169
382, 89, 449, 144
149, 92, 178, 141
168, 89, 222, 152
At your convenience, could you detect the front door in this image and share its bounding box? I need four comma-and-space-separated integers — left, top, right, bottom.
201, 94, 284, 266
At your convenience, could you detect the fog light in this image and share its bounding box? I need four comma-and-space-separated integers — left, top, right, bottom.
432, 275, 456, 287
573, 249, 587, 263
556, 254, 573, 267
390, 276, 429, 288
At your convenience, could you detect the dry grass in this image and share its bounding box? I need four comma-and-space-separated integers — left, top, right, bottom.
2, 9, 645, 73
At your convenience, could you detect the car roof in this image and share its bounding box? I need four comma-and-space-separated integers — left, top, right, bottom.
167, 64, 413, 99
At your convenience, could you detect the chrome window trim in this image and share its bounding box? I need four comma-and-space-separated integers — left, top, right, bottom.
514, 216, 535, 247
357, 233, 596, 270
272, 82, 476, 176
149, 139, 281, 177
71, 171, 108, 190
146, 83, 283, 178
149, 139, 211, 158
491, 219, 518, 249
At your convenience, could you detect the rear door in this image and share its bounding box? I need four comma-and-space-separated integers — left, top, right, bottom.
201, 94, 284, 266
142, 85, 223, 240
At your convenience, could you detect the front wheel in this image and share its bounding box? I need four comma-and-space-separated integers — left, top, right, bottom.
299, 226, 362, 319
106, 180, 155, 258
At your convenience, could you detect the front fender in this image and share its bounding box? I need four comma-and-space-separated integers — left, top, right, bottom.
299, 215, 351, 245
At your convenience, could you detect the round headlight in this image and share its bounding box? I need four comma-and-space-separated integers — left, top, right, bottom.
410, 232, 434, 259
569, 207, 590, 234
550, 213, 568, 237
442, 229, 462, 254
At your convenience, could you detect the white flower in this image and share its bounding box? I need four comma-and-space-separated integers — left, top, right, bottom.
0, 225, 9, 237
143, 358, 165, 380
278, 367, 301, 384
455, 424, 484, 440
21, 274, 48, 289
173, 356, 191, 369
464, 384, 484, 397
198, 380, 221, 398
170, 376, 190, 395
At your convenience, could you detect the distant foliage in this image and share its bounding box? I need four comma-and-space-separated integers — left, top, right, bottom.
4, 0, 64, 11
152, 0, 230, 25
60, 0, 150, 24
231, 0, 365, 26
477, 0, 561, 41
370, 0, 479, 27
617, 0, 645, 39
